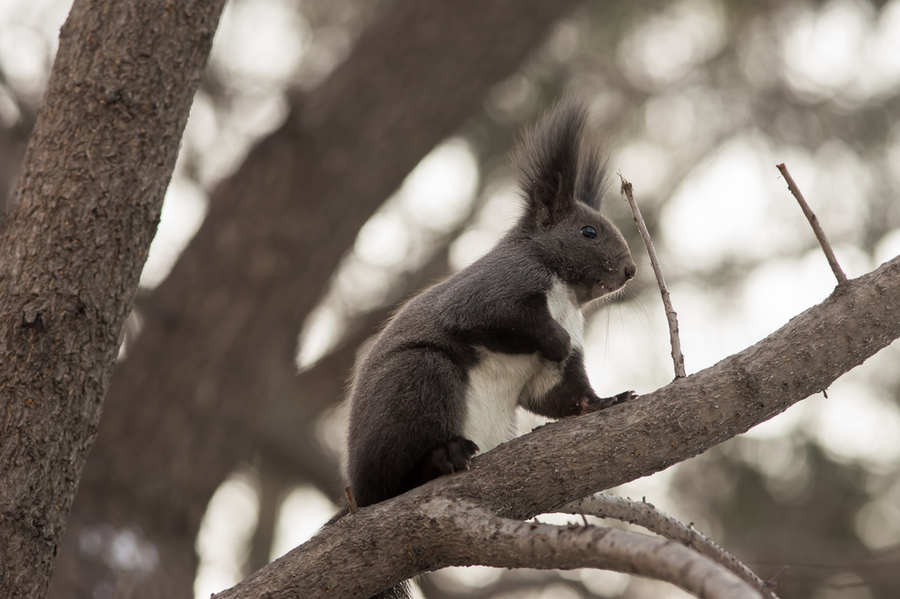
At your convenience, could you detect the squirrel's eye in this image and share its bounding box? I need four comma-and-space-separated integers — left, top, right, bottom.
581, 226, 597, 239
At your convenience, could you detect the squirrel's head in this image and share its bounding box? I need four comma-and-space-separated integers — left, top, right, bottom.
514, 101, 636, 304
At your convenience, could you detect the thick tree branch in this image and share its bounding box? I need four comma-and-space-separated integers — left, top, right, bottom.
0, 0, 225, 596
212, 255, 900, 597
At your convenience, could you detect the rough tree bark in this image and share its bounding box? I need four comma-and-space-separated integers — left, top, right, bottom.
212, 256, 900, 598
50, 1, 586, 598
0, 0, 225, 597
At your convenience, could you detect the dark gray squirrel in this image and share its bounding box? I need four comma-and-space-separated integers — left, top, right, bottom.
345, 101, 637, 598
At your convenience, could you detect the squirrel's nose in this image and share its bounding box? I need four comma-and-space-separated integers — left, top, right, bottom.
623, 261, 636, 280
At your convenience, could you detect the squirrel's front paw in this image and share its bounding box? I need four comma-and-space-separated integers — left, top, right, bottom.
580, 390, 637, 414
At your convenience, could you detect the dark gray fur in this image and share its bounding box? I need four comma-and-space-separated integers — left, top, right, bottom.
345, 102, 636, 597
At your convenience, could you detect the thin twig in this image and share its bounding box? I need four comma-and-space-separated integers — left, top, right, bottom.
776, 163, 848, 285
619, 174, 686, 378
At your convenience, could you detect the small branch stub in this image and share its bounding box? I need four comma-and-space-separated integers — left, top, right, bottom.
776, 163, 848, 285
619, 174, 686, 379
345, 487, 358, 514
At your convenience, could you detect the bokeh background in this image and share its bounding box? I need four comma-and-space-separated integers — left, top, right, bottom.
3, 0, 900, 597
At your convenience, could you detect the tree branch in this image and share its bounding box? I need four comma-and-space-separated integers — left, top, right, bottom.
215, 497, 761, 599
210, 255, 900, 597
435, 500, 760, 599
563, 495, 776, 598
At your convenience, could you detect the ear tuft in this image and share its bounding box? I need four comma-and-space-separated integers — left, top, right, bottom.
577, 142, 607, 212
515, 100, 605, 225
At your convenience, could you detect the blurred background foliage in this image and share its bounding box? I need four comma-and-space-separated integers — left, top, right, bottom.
3, 0, 900, 597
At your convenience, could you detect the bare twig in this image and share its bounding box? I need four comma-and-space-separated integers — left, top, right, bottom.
776, 163, 848, 285
619, 174, 686, 378
564, 494, 778, 599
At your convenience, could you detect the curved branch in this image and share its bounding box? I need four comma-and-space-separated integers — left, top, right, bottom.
211, 255, 900, 598
435, 499, 760, 599
563, 495, 776, 598
214, 497, 761, 599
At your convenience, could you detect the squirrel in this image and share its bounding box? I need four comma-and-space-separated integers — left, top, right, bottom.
344, 101, 636, 598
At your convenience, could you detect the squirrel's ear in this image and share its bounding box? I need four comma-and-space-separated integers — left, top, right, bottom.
515, 101, 586, 226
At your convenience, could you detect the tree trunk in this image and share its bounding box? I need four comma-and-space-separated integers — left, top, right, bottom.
0, 1, 225, 598
50, 1, 585, 597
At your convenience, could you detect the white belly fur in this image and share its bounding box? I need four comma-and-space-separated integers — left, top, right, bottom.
546, 277, 584, 350
462, 277, 584, 452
